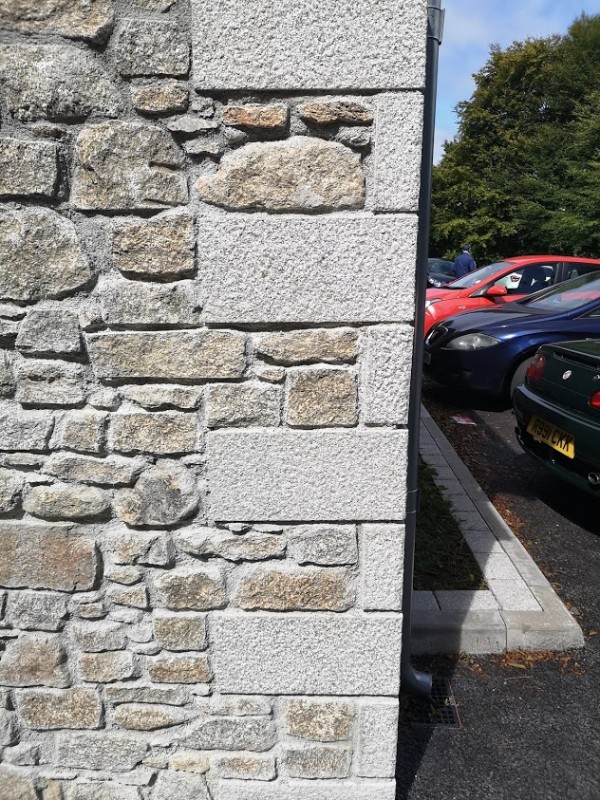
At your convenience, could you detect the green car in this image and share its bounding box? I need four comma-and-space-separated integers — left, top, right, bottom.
513, 339, 600, 497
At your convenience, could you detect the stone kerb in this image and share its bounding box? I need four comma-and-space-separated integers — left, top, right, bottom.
0, 0, 426, 797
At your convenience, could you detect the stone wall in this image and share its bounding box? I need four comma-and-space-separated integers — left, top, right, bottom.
0, 1, 426, 798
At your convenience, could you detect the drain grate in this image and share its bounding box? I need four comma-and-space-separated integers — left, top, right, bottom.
400, 677, 462, 729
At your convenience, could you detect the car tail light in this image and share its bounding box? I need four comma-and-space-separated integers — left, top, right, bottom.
526, 354, 545, 383
589, 390, 600, 409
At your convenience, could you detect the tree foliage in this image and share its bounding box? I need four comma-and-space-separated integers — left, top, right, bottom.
430, 14, 600, 263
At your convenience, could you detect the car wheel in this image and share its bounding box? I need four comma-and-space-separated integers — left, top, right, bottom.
509, 357, 534, 397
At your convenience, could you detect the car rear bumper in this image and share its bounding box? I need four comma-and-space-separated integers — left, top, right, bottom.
513, 383, 600, 497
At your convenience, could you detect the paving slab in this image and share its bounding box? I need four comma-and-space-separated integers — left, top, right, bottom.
414, 407, 584, 654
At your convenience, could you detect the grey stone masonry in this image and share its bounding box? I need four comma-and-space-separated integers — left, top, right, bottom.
0, 0, 426, 796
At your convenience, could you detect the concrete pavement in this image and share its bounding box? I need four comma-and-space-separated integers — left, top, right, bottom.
413, 406, 584, 654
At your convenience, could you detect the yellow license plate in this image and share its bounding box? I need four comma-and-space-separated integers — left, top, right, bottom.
527, 415, 575, 459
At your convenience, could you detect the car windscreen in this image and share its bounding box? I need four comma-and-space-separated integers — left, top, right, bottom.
445, 261, 512, 289
519, 271, 600, 313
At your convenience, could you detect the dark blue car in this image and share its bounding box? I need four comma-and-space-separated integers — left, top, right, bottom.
424, 271, 600, 398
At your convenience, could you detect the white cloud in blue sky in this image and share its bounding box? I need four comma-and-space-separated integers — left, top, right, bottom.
435, 0, 600, 162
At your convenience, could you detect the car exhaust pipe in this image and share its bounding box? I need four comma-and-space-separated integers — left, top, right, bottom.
587, 472, 600, 486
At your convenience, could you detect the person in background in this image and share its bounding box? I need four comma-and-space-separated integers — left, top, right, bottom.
453, 243, 477, 278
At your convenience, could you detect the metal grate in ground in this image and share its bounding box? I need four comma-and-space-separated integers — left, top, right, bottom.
399, 677, 462, 729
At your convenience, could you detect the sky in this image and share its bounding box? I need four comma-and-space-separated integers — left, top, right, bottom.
434, 0, 600, 163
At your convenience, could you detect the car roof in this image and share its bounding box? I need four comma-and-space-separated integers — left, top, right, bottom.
503, 255, 600, 265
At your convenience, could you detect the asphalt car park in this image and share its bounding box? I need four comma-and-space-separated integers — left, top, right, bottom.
405, 377, 600, 800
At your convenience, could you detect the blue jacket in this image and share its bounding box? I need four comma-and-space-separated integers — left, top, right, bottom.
453, 251, 476, 278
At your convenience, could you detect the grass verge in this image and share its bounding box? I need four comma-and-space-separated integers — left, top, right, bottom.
414, 460, 486, 591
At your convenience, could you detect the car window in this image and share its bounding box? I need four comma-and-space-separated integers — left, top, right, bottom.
491, 264, 555, 295
563, 262, 600, 280
522, 271, 600, 312
448, 261, 513, 289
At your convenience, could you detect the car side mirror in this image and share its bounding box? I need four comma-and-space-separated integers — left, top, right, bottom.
486, 285, 508, 297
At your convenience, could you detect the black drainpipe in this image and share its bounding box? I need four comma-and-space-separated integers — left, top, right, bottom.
401, 0, 445, 697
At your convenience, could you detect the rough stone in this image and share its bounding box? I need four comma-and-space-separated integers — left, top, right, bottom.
211, 613, 403, 695
55, 732, 148, 771
359, 524, 404, 611
336, 126, 371, 149
233, 566, 354, 611
152, 771, 210, 800
111, 530, 173, 567
191, 0, 426, 90
108, 584, 149, 609
114, 461, 199, 527
17, 688, 102, 730
73, 621, 127, 652
0, 408, 53, 451
65, 783, 142, 800
0, 468, 21, 512
148, 653, 211, 684
201, 697, 273, 717
5, 591, 69, 631
287, 525, 358, 566
206, 382, 281, 428
198, 215, 418, 323
116, 20, 190, 77
87, 330, 246, 381
112, 211, 194, 279
113, 703, 190, 730
0, 208, 92, 302
284, 746, 351, 779
2, 741, 37, 764
215, 753, 277, 781
53, 410, 107, 453
16, 310, 81, 355
0, 708, 18, 745
177, 528, 286, 562
206, 429, 408, 521
0, 767, 38, 800
185, 139, 224, 158
44, 452, 146, 486
98, 279, 202, 328
0, 0, 114, 41
196, 137, 364, 212
16, 360, 87, 407
105, 687, 188, 705
24, 483, 110, 521
72, 122, 187, 211
155, 567, 226, 610
0, 522, 97, 592
299, 100, 374, 125
222, 103, 289, 130
0, 352, 15, 396
374, 93, 424, 212
0, 44, 121, 121
78, 651, 135, 683
286, 368, 357, 427
109, 412, 199, 455
182, 717, 277, 751
0, 634, 71, 687
167, 115, 219, 135
131, 81, 189, 115
170, 751, 210, 773
253, 329, 358, 365
283, 699, 354, 741
0, 138, 58, 198
134, 0, 174, 9
122, 385, 202, 411
360, 325, 413, 425
153, 612, 207, 651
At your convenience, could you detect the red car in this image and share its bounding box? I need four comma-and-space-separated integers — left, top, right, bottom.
424, 256, 600, 335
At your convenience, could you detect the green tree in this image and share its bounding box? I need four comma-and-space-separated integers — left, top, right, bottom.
431, 14, 600, 264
